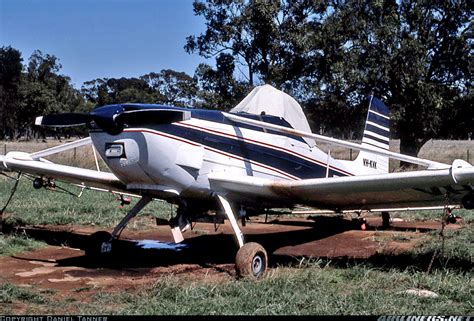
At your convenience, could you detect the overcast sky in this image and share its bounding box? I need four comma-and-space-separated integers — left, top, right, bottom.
1, 0, 208, 88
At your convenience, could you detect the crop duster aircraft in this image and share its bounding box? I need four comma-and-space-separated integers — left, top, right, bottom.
1, 85, 473, 278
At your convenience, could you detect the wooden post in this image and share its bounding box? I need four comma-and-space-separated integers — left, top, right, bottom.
350, 148, 353, 160
3, 144, 6, 155
468, 150, 470, 163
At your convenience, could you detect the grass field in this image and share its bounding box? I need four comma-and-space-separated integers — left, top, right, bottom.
0, 139, 473, 315
0, 176, 473, 315
0, 177, 172, 228
1, 264, 472, 315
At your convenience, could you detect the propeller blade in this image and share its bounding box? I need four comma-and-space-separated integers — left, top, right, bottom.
35, 108, 191, 135
35, 113, 93, 127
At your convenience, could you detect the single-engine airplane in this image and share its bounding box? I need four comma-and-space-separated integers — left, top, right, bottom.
1, 84, 473, 278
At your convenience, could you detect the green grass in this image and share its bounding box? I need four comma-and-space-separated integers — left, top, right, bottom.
0, 283, 48, 305
2, 265, 472, 315
411, 226, 473, 266
0, 177, 473, 315
0, 233, 47, 256
30, 265, 474, 315
0, 283, 52, 314
0, 176, 173, 228
390, 208, 474, 223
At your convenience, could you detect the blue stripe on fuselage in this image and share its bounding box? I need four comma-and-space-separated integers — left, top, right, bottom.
120, 104, 307, 144
191, 109, 308, 144
154, 123, 347, 179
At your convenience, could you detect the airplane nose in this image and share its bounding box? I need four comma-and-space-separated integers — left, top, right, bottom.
90, 106, 124, 135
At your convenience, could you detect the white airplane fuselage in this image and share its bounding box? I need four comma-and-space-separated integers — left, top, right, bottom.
89, 104, 354, 208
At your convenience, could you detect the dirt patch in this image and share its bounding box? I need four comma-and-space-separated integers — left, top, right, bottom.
0, 215, 462, 311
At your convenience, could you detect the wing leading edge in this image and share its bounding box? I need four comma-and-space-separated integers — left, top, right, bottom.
209, 161, 474, 210
1, 152, 126, 192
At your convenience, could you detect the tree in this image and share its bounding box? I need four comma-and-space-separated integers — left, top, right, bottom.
82, 77, 154, 105
185, 0, 285, 86
390, 0, 472, 157
314, 0, 472, 157
141, 69, 198, 106
83, 71, 198, 107
0, 46, 23, 139
81, 78, 110, 106
186, 0, 363, 130
188, 0, 472, 158
20, 50, 88, 139
194, 53, 248, 109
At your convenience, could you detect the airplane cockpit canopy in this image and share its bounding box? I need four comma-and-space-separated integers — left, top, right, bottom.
230, 84, 315, 147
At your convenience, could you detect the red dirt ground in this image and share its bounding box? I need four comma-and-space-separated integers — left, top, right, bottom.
0, 215, 461, 311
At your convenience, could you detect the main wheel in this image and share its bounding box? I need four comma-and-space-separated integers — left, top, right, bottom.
462, 194, 474, 209
235, 242, 267, 279
85, 231, 114, 257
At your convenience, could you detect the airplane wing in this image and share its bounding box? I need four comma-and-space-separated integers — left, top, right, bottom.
1, 151, 126, 192
209, 161, 474, 210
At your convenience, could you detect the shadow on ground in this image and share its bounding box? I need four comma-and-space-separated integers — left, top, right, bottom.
3, 216, 471, 272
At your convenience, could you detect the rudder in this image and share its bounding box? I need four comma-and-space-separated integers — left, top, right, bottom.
354, 96, 390, 174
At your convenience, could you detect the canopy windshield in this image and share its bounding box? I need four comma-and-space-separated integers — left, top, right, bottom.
230, 84, 315, 146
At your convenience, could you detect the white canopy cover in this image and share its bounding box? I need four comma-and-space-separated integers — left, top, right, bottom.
230, 84, 315, 146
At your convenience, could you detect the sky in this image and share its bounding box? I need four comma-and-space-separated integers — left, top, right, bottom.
0, 0, 209, 88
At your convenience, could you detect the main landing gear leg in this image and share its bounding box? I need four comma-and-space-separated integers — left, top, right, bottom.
382, 211, 391, 229
217, 195, 267, 279
85, 195, 152, 257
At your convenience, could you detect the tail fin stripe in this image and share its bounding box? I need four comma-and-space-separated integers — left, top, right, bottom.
368, 109, 389, 119
362, 141, 389, 151
352, 96, 390, 175
369, 96, 390, 115
362, 137, 389, 150
368, 113, 390, 127
364, 131, 390, 142
366, 122, 389, 134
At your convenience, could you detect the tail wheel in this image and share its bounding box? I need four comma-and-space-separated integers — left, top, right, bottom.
85, 231, 113, 257
235, 242, 268, 279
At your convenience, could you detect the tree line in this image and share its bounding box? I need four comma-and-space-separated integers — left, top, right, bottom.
0, 0, 472, 157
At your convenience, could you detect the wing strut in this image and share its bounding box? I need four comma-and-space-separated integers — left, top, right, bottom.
0, 172, 22, 232
224, 113, 446, 168
30, 137, 92, 160
217, 195, 244, 248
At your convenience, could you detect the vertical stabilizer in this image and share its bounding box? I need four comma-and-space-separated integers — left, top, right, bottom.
353, 96, 390, 174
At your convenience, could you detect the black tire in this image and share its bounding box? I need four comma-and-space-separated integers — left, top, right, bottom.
85, 231, 114, 257
235, 242, 268, 279
462, 194, 474, 210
